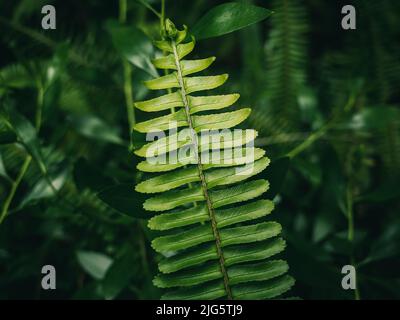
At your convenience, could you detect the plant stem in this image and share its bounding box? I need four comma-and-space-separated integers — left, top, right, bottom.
159, 0, 175, 114
33, 80, 59, 196
136, 0, 161, 19
0, 80, 45, 224
287, 123, 330, 158
118, 0, 127, 22
35, 84, 44, 132
346, 178, 361, 300
0, 156, 32, 224
346, 184, 354, 243
119, 0, 136, 134
287, 92, 357, 158
171, 39, 233, 299
161, 0, 166, 32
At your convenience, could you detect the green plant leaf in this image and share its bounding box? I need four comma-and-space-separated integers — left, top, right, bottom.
76, 250, 113, 280
134, 128, 257, 158
360, 222, 400, 266
73, 157, 114, 192
0, 63, 34, 90
158, 237, 286, 274
97, 184, 148, 219
0, 152, 10, 181
136, 157, 269, 194
192, 2, 273, 40
1, 106, 47, 173
261, 157, 290, 199
19, 164, 69, 208
68, 114, 124, 145
105, 19, 158, 77
149, 198, 273, 231
293, 157, 321, 186
101, 247, 138, 299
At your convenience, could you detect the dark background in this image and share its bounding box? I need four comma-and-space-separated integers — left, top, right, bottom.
0, 0, 399, 299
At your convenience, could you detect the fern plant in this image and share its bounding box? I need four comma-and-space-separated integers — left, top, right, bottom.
265, 0, 307, 119
250, 0, 308, 147
133, 20, 294, 300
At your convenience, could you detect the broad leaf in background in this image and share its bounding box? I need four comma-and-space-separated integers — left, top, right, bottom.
0, 152, 10, 181
284, 232, 349, 299
97, 184, 148, 219
68, 114, 124, 146
73, 157, 115, 192
293, 157, 322, 187
260, 157, 290, 199
192, 2, 273, 39
76, 251, 113, 280
18, 164, 69, 209
360, 222, 400, 266
0, 63, 34, 91
1, 105, 47, 173
105, 20, 158, 77
101, 246, 138, 299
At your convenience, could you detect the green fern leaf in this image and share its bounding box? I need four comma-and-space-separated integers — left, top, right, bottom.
134, 20, 294, 300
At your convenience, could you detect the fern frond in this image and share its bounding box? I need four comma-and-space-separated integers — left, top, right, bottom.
134, 20, 294, 300
247, 0, 308, 149
263, 0, 308, 125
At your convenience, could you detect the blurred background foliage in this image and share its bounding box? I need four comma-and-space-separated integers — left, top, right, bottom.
0, 0, 399, 299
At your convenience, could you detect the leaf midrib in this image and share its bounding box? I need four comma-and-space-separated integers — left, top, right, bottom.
171, 38, 233, 299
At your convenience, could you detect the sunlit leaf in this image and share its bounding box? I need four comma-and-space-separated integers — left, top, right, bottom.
192, 2, 273, 39
106, 20, 158, 77
68, 114, 124, 145
76, 251, 113, 280
19, 164, 69, 208
1, 105, 47, 173
0, 152, 10, 181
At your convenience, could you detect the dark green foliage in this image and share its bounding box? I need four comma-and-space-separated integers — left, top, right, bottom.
248, 0, 309, 154
0, 0, 399, 300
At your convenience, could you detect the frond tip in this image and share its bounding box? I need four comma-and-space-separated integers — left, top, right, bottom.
134, 20, 294, 300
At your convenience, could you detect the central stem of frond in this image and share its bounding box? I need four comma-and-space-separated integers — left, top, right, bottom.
170, 39, 233, 300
